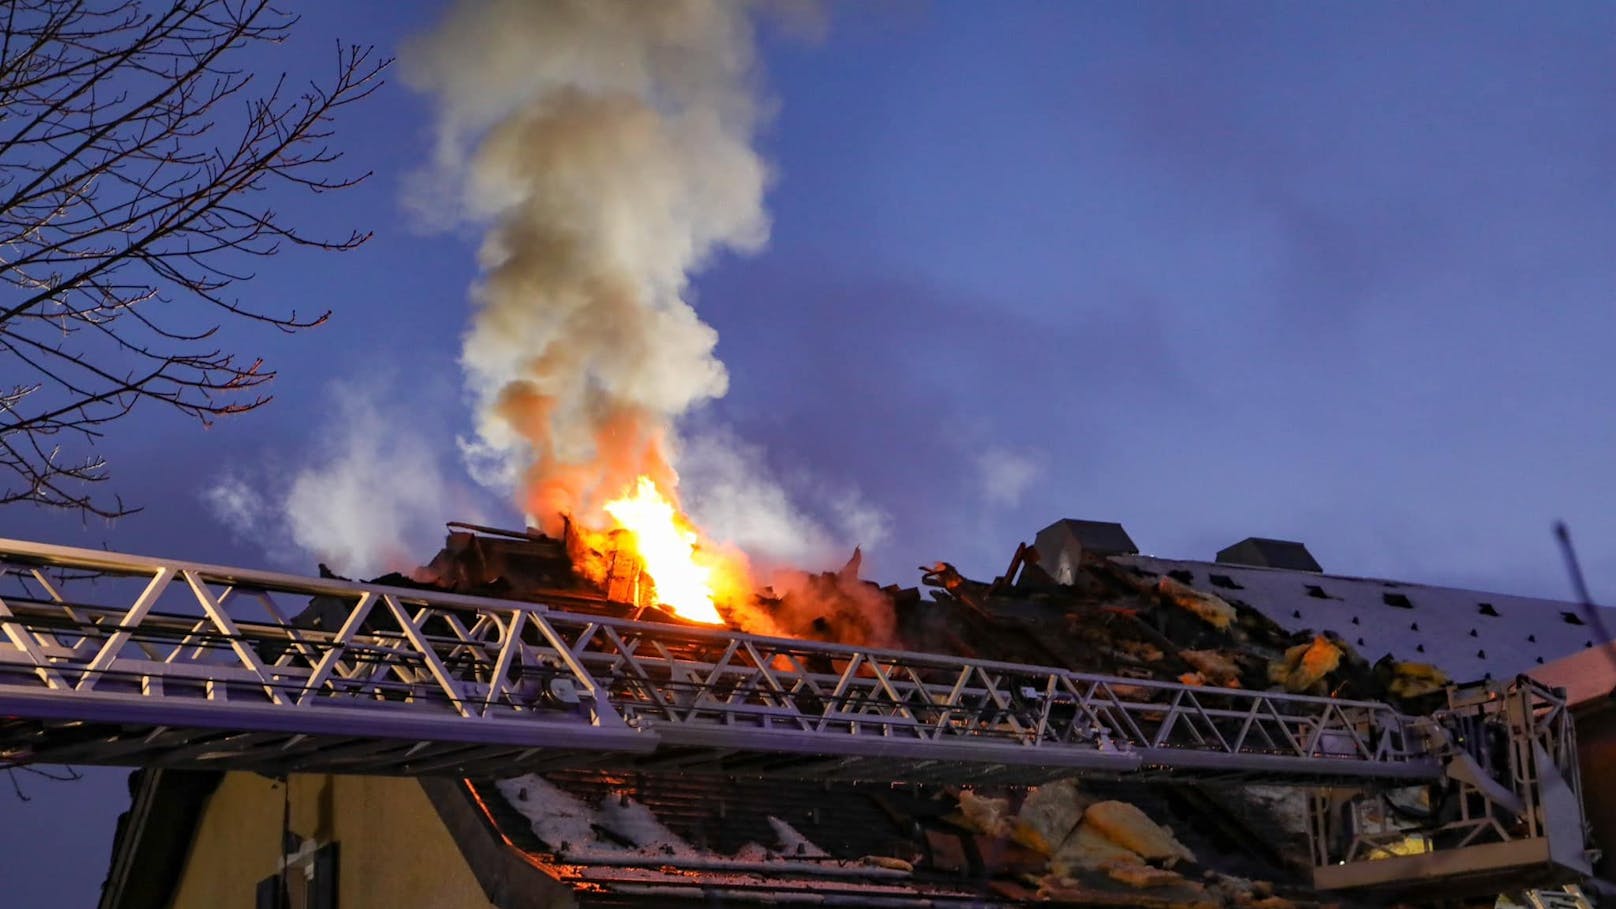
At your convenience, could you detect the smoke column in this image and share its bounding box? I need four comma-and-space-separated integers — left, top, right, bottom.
404, 1, 770, 532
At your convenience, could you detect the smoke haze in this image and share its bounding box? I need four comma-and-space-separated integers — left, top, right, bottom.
676, 425, 891, 567
202, 381, 477, 577
976, 445, 1046, 509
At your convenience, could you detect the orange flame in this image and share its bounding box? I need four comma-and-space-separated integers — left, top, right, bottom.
602, 476, 726, 624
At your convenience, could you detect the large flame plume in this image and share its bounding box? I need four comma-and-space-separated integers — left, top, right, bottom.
601, 477, 725, 624
405, 1, 772, 619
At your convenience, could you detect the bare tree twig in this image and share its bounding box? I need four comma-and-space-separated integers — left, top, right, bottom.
3, 763, 82, 802
0, 0, 390, 518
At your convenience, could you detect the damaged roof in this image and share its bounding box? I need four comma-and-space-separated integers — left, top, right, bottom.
1120, 554, 1616, 682
454, 520, 1611, 905
101, 517, 1615, 908
466, 769, 1311, 908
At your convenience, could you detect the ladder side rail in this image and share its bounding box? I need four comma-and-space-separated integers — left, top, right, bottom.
2, 590, 1428, 771
567, 616, 1428, 771
0, 570, 615, 732
0, 532, 1446, 716
0, 536, 1438, 780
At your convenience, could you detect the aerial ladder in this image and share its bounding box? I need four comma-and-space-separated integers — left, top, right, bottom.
0, 537, 1594, 897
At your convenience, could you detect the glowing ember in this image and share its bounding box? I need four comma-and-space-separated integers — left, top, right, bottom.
603, 477, 724, 624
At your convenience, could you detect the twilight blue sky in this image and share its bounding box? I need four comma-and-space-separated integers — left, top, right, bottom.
5, 3, 1614, 904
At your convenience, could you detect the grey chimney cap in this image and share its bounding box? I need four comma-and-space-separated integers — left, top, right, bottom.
1215, 537, 1322, 572
1033, 519, 1138, 585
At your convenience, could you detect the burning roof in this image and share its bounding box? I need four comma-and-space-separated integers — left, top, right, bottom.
89, 513, 1610, 908
355, 513, 1613, 906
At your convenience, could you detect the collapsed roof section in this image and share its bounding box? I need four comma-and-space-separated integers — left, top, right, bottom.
384, 516, 1605, 905
91, 516, 1606, 908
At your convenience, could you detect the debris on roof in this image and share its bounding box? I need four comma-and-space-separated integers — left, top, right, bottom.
1115, 554, 1616, 681
1268, 635, 1342, 694
1082, 801, 1195, 867
380, 520, 1613, 905
1381, 660, 1450, 701
1015, 779, 1092, 854
1053, 821, 1143, 875
1155, 576, 1238, 631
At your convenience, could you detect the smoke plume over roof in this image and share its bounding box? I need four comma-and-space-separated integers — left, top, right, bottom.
405, 0, 772, 532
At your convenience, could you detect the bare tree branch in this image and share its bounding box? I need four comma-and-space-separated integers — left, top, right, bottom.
0, 0, 390, 517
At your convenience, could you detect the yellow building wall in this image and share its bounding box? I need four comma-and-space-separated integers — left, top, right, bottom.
168, 772, 498, 909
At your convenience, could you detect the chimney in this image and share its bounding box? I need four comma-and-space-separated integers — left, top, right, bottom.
1215, 537, 1322, 572
1033, 519, 1138, 585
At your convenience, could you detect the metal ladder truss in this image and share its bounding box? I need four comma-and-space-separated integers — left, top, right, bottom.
0, 537, 1441, 784
1310, 677, 1592, 896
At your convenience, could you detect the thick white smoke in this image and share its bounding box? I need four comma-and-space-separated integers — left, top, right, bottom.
404, 1, 771, 533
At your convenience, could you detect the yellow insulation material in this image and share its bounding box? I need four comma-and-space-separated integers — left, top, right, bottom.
1387, 661, 1449, 699
1082, 801, 1196, 865
1157, 577, 1236, 630
1015, 778, 1091, 855
1103, 859, 1185, 888
1049, 822, 1144, 875
1268, 635, 1341, 693
1180, 649, 1242, 687
956, 789, 1011, 837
